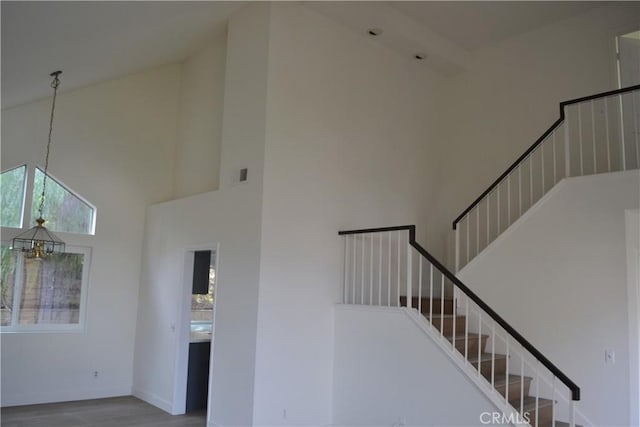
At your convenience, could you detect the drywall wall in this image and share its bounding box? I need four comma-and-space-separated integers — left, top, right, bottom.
251, 4, 443, 425
459, 170, 640, 426
434, 2, 640, 265
133, 5, 270, 426
0, 65, 181, 406
333, 305, 495, 425
173, 34, 227, 198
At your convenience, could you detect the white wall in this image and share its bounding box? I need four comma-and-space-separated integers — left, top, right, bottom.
251, 4, 444, 425
333, 306, 495, 426
0, 65, 181, 406
173, 34, 227, 198
133, 5, 271, 425
459, 170, 640, 426
434, 2, 640, 264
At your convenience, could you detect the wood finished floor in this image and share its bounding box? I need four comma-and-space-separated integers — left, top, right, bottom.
0, 396, 206, 427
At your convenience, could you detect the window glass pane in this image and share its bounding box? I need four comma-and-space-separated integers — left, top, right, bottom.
31, 168, 94, 234
1, 247, 16, 326
191, 266, 215, 323
19, 252, 84, 325
0, 165, 26, 228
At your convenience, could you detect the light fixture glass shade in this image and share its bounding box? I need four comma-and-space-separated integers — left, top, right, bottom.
10, 217, 66, 258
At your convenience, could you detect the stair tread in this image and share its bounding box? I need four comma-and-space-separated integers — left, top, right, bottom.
447, 332, 487, 340
510, 395, 553, 411
493, 374, 533, 386
430, 314, 465, 319
402, 296, 453, 302
468, 352, 507, 363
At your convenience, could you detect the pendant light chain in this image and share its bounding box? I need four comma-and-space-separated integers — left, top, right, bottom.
38, 71, 61, 220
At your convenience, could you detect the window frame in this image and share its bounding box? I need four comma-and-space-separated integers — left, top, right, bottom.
0, 164, 28, 229
0, 244, 92, 333
31, 166, 97, 235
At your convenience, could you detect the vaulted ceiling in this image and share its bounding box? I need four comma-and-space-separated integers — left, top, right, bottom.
1, 1, 605, 109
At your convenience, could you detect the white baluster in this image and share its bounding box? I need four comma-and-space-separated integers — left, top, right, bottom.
505, 339, 510, 406
497, 182, 501, 234
491, 320, 496, 388
552, 376, 557, 427
529, 154, 533, 207
429, 264, 434, 326
633, 92, 639, 168
406, 238, 412, 310
369, 234, 373, 305
396, 231, 401, 307
591, 100, 597, 173
477, 310, 482, 377
418, 255, 422, 315
352, 234, 356, 304
535, 362, 540, 427
518, 167, 523, 216
564, 109, 571, 178
569, 399, 576, 427
507, 174, 512, 225
464, 296, 469, 360
553, 129, 557, 184
387, 232, 391, 307
440, 273, 445, 339
621, 93, 627, 171
361, 234, 365, 305
486, 197, 490, 247
520, 356, 525, 415
476, 208, 480, 256
455, 225, 460, 273
578, 103, 584, 175
343, 235, 348, 304
378, 234, 382, 306
466, 216, 470, 265
541, 143, 545, 194
605, 96, 611, 172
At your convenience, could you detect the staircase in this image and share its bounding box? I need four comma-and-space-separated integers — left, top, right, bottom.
401, 295, 556, 427
338, 85, 640, 427
340, 225, 580, 426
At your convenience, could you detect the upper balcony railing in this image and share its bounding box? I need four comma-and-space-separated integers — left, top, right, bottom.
453, 85, 640, 271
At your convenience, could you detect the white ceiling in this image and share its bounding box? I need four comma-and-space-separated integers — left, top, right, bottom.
391, 1, 605, 51
1, 1, 607, 109
1, 1, 244, 109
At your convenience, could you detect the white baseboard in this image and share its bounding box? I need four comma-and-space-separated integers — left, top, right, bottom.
131, 387, 173, 414
1, 386, 132, 408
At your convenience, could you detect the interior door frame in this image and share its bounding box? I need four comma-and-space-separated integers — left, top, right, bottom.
172, 243, 219, 417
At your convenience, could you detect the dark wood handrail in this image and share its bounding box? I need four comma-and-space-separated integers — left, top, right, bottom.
453, 84, 640, 230
338, 225, 581, 401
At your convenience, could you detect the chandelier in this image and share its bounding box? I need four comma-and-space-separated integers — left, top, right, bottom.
11, 71, 66, 258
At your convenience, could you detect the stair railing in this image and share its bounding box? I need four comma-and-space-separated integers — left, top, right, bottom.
453, 85, 640, 271
339, 225, 583, 427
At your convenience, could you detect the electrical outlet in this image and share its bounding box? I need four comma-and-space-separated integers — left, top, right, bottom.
93, 370, 99, 378
605, 349, 615, 364
282, 409, 287, 420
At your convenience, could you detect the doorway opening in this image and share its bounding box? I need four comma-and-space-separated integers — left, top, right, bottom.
173, 246, 218, 419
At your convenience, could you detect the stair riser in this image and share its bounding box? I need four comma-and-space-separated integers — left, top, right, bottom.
471, 357, 507, 379
526, 405, 553, 427
400, 297, 454, 315
451, 336, 488, 356
432, 316, 466, 336
496, 379, 532, 403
